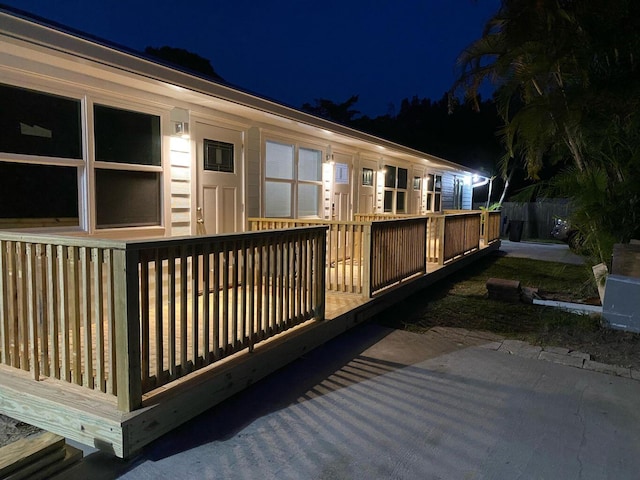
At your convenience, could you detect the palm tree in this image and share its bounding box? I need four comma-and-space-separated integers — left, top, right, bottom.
453, 0, 640, 262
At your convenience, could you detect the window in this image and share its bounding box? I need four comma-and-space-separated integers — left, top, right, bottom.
0, 162, 79, 228
362, 167, 374, 186
0, 83, 82, 159
95, 169, 160, 228
0, 84, 82, 229
94, 104, 162, 229
453, 177, 464, 209
204, 139, 234, 173
413, 176, 421, 190
426, 173, 442, 212
383, 164, 408, 213
264, 141, 322, 218
94, 105, 160, 165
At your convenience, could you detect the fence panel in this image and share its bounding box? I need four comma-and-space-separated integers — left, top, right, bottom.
132, 227, 326, 394
443, 212, 481, 263
0, 234, 122, 397
369, 217, 427, 295
249, 218, 368, 295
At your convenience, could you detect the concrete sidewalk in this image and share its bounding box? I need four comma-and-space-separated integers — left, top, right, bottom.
64, 324, 640, 480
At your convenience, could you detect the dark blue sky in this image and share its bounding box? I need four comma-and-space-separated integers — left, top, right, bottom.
3, 0, 500, 117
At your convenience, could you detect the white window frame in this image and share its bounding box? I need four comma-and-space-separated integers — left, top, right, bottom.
88, 96, 167, 233
0, 80, 86, 232
382, 163, 409, 214
264, 139, 323, 219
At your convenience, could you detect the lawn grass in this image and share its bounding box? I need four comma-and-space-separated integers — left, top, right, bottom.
375, 253, 640, 368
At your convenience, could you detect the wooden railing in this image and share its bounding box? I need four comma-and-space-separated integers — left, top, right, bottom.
481, 210, 502, 244
249, 218, 371, 295
442, 211, 481, 263
369, 217, 427, 294
0, 233, 122, 400
0, 227, 326, 412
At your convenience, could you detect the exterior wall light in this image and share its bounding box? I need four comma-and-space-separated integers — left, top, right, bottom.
170, 107, 190, 139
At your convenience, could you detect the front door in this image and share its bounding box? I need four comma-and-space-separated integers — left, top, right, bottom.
196, 122, 243, 234
332, 152, 352, 221
358, 158, 377, 214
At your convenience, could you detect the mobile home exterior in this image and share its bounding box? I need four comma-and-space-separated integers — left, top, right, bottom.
0, 7, 484, 240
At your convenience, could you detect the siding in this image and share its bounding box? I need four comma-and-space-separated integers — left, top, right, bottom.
170, 138, 192, 236
246, 127, 261, 218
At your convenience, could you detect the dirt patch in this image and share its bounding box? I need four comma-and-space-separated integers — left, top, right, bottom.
0, 414, 42, 448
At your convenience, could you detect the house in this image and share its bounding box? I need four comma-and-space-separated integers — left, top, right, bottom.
0, 7, 487, 238
0, 6, 499, 457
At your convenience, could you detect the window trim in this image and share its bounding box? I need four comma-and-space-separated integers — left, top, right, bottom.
263, 138, 323, 219
88, 97, 167, 232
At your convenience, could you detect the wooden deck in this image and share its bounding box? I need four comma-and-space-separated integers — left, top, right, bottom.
0, 240, 500, 458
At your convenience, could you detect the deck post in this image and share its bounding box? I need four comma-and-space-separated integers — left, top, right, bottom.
113, 247, 142, 412
438, 216, 446, 266
362, 224, 372, 298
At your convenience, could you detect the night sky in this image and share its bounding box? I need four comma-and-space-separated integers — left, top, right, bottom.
2, 0, 500, 117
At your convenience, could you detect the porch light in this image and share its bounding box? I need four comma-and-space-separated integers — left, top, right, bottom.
325, 153, 335, 165
173, 121, 189, 138
170, 107, 190, 139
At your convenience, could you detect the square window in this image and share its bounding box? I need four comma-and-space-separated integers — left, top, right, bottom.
396, 191, 406, 212
94, 105, 161, 166
298, 147, 322, 181
362, 167, 374, 186
266, 141, 294, 179
204, 139, 234, 173
384, 190, 393, 212
95, 169, 160, 228
397, 168, 408, 189
384, 165, 396, 188
265, 181, 292, 217
0, 161, 79, 227
298, 183, 320, 217
0, 83, 82, 159
334, 163, 349, 184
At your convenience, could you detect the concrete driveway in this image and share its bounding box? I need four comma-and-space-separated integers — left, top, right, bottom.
498, 239, 585, 265
65, 322, 640, 480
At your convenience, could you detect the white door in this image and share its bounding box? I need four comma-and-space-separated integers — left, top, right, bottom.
196, 122, 243, 234
332, 153, 352, 221
358, 158, 377, 214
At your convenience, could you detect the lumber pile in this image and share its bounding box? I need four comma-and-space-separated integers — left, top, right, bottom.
0, 431, 82, 480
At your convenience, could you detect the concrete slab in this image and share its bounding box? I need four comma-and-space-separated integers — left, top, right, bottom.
62, 324, 640, 480
498, 240, 585, 265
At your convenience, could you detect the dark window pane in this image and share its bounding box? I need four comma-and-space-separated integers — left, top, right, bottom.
0, 83, 81, 159
204, 139, 234, 173
427, 174, 435, 192
94, 105, 161, 166
397, 168, 408, 189
435, 175, 442, 192
384, 165, 396, 188
95, 169, 160, 228
362, 167, 374, 186
0, 161, 79, 226
434, 194, 441, 211
413, 176, 421, 190
396, 191, 405, 212
383, 190, 393, 212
